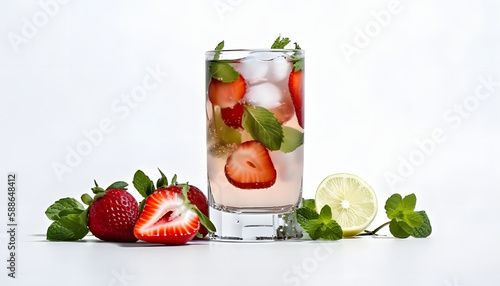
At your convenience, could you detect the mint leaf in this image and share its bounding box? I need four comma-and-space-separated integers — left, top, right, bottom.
214, 40, 224, 60
242, 105, 283, 151
293, 59, 304, 72
133, 170, 154, 198
294, 42, 301, 49
411, 211, 432, 238
397, 220, 413, 235
296, 205, 343, 241
106, 181, 128, 190
47, 214, 89, 241
389, 219, 410, 238
385, 193, 402, 219
400, 193, 417, 211
296, 207, 318, 226
403, 210, 423, 228
58, 208, 83, 218
319, 220, 343, 241
45, 198, 85, 221
210, 62, 239, 83
280, 126, 303, 153
318, 205, 332, 221
302, 199, 316, 211
271, 35, 291, 49
301, 220, 323, 240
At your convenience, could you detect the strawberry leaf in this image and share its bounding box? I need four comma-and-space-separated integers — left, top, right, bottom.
106, 181, 128, 190
192, 206, 216, 233
156, 168, 168, 189
81, 193, 93, 206
242, 105, 283, 151
133, 170, 154, 198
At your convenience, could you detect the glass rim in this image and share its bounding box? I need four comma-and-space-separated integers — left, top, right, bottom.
205, 48, 304, 53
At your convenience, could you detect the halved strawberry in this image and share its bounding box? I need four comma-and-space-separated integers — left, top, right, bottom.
133, 188, 200, 245
208, 75, 246, 108
166, 185, 210, 238
224, 140, 277, 189
221, 102, 244, 129
288, 69, 304, 128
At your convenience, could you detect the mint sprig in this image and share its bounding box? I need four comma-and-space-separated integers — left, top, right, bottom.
295, 199, 343, 240
271, 35, 291, 49
269, 35, 304, 71
363, 193, 432, 238
46, 198, 88, 241
209, 40, 240, 83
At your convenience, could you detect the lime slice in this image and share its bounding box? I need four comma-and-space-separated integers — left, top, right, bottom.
315, 173, 378, 237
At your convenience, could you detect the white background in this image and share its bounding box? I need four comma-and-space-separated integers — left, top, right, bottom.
1, 0, 499, 285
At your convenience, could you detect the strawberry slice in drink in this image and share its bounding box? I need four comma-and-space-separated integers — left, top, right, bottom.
288, 69, 304, 128
224, 140, 277, 189
221, 102, 244, 129
208, 75, 246, 108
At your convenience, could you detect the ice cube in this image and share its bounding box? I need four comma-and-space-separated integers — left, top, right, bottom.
268, 56, 292, 82
244, 82, 282, 109
232, 55, 269, 85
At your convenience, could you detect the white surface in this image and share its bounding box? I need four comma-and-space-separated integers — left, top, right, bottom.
1, 0, 500, 285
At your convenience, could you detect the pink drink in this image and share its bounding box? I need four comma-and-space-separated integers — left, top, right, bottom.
206, 49, 304, 240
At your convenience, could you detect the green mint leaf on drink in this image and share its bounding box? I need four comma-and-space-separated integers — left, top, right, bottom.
280, 126, 304, 153
45, 198, 85, 221
214, 40, 224, 60
210, 40, 240, 83
47, 213, 89, 241
411, 211, 432, 238
271, 34, 291, 49
210, 62, 240, 83
242, 105, 283, 151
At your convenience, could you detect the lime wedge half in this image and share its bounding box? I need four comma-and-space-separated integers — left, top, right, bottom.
315, 173, 378, 236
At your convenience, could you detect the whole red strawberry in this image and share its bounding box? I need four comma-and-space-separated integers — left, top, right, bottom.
82, 181, 139, 242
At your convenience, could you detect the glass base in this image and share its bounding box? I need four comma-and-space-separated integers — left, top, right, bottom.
209, 207, 303, 241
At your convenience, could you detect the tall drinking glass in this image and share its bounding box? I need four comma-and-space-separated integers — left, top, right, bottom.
206, 49, 304, 240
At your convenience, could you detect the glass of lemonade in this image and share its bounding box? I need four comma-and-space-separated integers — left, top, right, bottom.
206, 48, 304, 241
